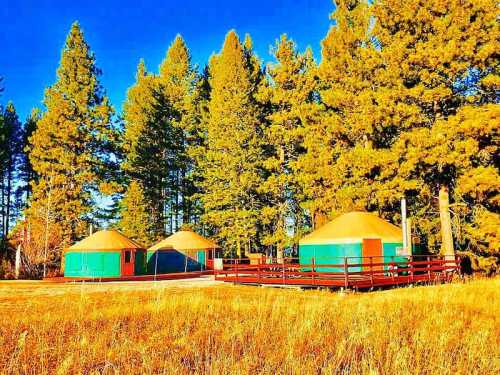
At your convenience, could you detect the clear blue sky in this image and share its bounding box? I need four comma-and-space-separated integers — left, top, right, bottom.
1, 0, 334, 121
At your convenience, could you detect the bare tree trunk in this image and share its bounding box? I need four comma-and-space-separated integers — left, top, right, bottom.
181, 167, 189, 225
43, 177, 53, 279
15, 244, 21, 279
1, 174, 5, 237
163, 185, 168, 234
175, 170, 179, 231
6, 165, 12, 235
438, 186, 454, 259
169, 178, 173, 234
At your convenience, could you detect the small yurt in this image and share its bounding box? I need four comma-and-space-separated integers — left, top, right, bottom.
64, 230, 146, 278
299, 212, 405, 272
147, 230, 220, 274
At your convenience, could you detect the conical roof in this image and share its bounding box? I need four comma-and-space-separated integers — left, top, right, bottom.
67, 230, 144, 251
299, 212, 403, 245
148, 230, 219, 251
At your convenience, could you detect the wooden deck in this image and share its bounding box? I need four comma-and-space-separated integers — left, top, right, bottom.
214, 256, 460, 289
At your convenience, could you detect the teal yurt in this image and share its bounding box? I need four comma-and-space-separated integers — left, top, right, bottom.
299, 212, 405, 272
147, 230, 220, 274
64, 230, 146, 278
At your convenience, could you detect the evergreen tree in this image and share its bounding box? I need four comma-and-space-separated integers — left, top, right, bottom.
299, 0, 387, 228
17, 109, 41, 204
199, 31, 265, 256
0, 104, 8, 238
372, 0, 499, 254
117, 180, 153, 246
122, 36, 200, 240
122, 60, 173, 238
186, 66, 212, 229
1, 103, 22, 238
0, 78, 5, 251
158, 35, 199, 229
258, 35, 317, 256
25, 22, 116, 269
307, 0, 498, 258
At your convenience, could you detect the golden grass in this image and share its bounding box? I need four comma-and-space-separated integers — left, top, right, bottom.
0, 278, 498, 375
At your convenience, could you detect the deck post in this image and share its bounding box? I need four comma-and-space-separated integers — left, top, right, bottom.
258, 258, 261, 284
391, 255, 396, 283
154, 252, 158, 282
410, 255, 414, 283
312, 257, 315, 286
427, 255, 431, 280
370, 256, 374, 287
235, 259, 239, 283
344, 257, 349, 289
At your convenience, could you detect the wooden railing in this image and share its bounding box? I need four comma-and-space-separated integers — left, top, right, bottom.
214, 255, 461, 289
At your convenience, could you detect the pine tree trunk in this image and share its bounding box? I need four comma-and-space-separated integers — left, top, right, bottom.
438, 185, 454, 259
1, 175, 5, 237
43, 180, 53, 279
6, 164, 12, 235
182, 167, 189, 225
175, 170, 179, 231
15, 244, 21, 279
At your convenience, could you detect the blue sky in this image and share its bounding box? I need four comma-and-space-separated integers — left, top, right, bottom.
1, 0, 334, 121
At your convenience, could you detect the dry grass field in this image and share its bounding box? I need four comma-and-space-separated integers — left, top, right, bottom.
0, 278, 498, 375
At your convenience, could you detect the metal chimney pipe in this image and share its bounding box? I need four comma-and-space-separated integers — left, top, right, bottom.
401, 198, 407, 252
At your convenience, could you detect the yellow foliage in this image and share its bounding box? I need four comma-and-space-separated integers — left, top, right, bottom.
199, 31, 265, 255
26, 22, 115, 245
117, 181, 154, 246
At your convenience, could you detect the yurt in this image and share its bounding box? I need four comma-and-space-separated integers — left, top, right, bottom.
299, 212, 405, 272
147, 230, 220, 274
64, 230, 146, 278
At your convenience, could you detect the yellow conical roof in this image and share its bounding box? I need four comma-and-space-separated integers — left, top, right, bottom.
148, 230, 219, 251
299, 212, 403, 245
67, 230, 144, 252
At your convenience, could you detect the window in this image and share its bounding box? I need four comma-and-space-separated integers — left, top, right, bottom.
124, 250, 131, 263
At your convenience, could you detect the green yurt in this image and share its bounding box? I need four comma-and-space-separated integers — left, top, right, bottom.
64, 230, 146, 278
299, 212, 406, 272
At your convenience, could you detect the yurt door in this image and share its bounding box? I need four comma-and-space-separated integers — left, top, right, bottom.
362, 239, 383, 271
206, 249, 214, 270
121, 249, 135, 276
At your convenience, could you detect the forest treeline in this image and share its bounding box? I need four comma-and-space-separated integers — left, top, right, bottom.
0, 0, 498, 276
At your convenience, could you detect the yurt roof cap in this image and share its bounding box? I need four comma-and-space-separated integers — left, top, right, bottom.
299, 211, 403, 245
148, 230, 220, 251
66, 230, 144, 252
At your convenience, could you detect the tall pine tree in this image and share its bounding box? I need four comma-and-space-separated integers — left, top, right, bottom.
199, 31, 265, 256
17, 109, 41, 205
258, 35, 317, 256
298, 0, 389, 228
372, 0, 499, 254
158, 35, 199, 230
25, 22, 115, 272
1, 103, 22, 238
122, 59, 166, 238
